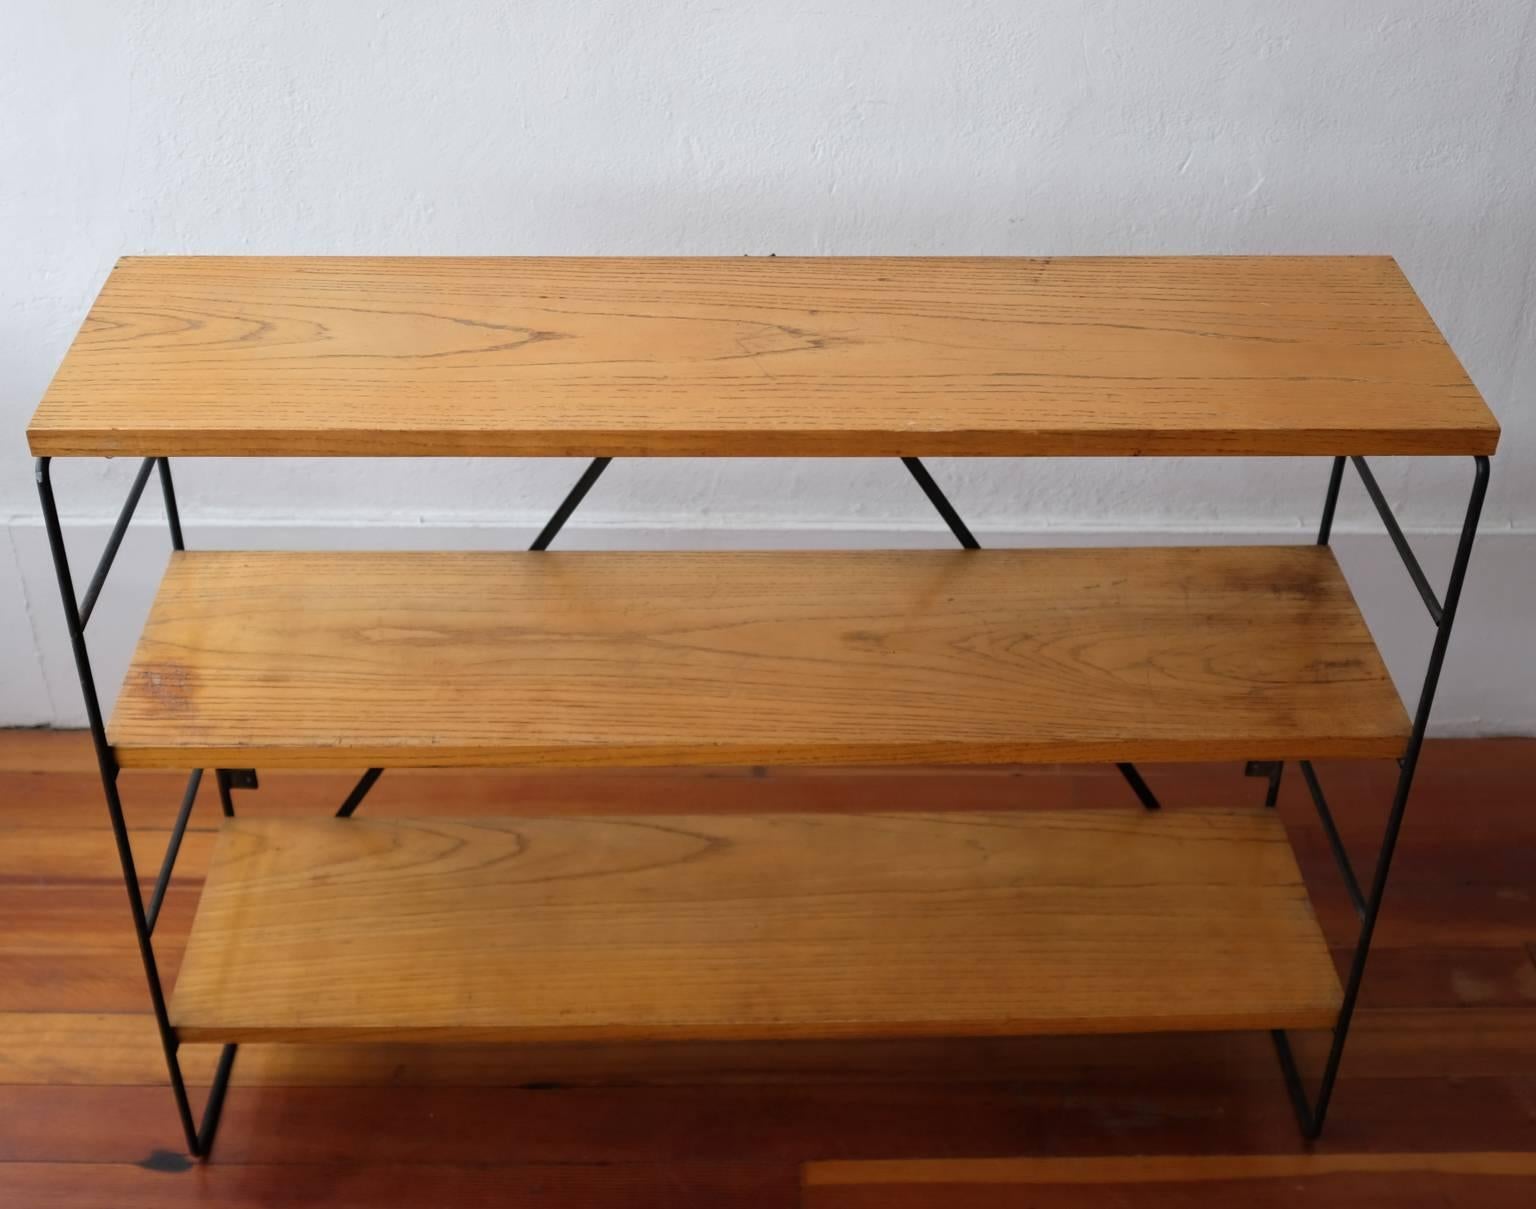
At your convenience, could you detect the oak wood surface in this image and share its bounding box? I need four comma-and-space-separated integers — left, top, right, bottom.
27, 255, 1499, 458
109, 546, 1409, 769
167, 809, 1340, 1042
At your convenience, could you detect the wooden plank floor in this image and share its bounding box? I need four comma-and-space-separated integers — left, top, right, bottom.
805, 1154, 1536, 1207
1, 730, 1533, 1206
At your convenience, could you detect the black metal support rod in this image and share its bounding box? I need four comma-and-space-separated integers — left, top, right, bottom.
78, 456, 156, 628
145, 768, 205, 934
1264, 761, 1285, 809
1298, 760, 1366, 919
35, 456, 206, 1156
336, 767, 385, 818
1350, 456, 1444, 624
196, 1045, 239, 1157
529, 457, 612, 551
1282, 454, 1489, 1140
900, 457, 980, 549
1316, 457, 1346, 546
157, 457, 186, 551
1115, 762, 1162, 811
1270, 1028, 1316, 1137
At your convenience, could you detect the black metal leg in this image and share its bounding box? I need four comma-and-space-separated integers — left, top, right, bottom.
35, 456, 235, 1159
1274, 454, 1489, 1139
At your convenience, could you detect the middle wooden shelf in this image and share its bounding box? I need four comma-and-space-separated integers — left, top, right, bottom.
109, 545, 1408, 769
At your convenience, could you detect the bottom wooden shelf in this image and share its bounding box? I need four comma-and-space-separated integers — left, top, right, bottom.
169, 810, 1342, 1044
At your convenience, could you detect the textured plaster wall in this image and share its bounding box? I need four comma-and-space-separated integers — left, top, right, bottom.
2, 1, 1534, 726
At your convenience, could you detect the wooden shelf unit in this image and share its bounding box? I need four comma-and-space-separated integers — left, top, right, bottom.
26, 254, 1500, 1153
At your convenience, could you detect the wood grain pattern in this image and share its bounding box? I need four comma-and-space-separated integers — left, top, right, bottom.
806, 1152, 1536, 1185
0, 767, 1101, 829
27, 256, 1499, 458
0, 1161, 795, 1209
168, 809, 1341, 1043
803, 1154, 1536, 1209
109, 546, 1409, 769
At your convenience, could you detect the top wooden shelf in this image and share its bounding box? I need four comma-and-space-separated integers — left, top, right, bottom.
28, 255, 1497, 459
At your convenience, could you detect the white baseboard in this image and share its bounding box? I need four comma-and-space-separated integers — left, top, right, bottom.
4, 516, 1533, 734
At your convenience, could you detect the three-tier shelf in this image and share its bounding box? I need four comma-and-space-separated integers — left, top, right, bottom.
27, 255, 1500, 1158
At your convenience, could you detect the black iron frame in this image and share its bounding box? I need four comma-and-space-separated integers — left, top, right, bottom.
1270, 452, 1489, 1139
33, 450, 1488, 1154
34, 455, 238, 1158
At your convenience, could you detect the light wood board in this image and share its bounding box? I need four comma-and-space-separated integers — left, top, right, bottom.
28, 256, 1498, 457
168, 809, 1343, 1042
109, 546, 1410, 769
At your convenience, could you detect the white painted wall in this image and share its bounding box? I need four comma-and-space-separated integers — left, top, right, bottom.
3, 1, 1533, 728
